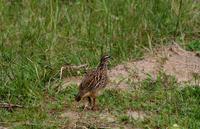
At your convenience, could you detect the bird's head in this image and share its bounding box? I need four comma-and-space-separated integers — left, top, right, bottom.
100, 55, 111, 64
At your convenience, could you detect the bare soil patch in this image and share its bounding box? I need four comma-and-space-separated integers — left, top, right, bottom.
127, 110, 148, 121
0, 126, 8, 129
59, 109, 129, 129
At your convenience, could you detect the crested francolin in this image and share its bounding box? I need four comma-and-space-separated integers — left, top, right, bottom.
75, 55, 111, 110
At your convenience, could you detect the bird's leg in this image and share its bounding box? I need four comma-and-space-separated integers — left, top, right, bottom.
83, 97, 92, 110
87, 97, 92, 107
92, 97, 98, 111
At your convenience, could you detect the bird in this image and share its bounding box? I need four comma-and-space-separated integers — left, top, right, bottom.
75, 55, 111, 110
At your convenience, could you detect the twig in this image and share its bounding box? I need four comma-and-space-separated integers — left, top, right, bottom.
60, 64, 88, 79
0, 103, 23, 110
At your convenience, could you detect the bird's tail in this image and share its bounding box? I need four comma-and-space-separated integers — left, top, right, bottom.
75, 93, 81, 102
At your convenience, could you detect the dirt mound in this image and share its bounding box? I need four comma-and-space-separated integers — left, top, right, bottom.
60, 43, 200, 90
109, 43, 200, 88
163, 44, 200, 82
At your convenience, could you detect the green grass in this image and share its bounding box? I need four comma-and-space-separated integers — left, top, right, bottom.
186, 40, 200, 52
0, 0, 200, 128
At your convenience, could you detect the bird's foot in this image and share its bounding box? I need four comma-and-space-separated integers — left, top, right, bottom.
83, 104, 92, 110
91, 105, 99, 111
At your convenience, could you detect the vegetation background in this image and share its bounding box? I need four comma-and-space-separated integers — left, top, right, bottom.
0, 0, 200, 129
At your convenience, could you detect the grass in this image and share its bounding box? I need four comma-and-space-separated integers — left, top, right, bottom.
186, 40, 200, 52
0, 0, 200, 128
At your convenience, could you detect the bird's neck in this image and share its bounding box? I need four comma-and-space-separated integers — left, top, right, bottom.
97, 62, 108, 71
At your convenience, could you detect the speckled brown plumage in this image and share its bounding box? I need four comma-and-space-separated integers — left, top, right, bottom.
75, 55, 111, 110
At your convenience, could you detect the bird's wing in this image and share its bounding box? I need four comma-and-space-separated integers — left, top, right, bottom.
79, 70, 102, 92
